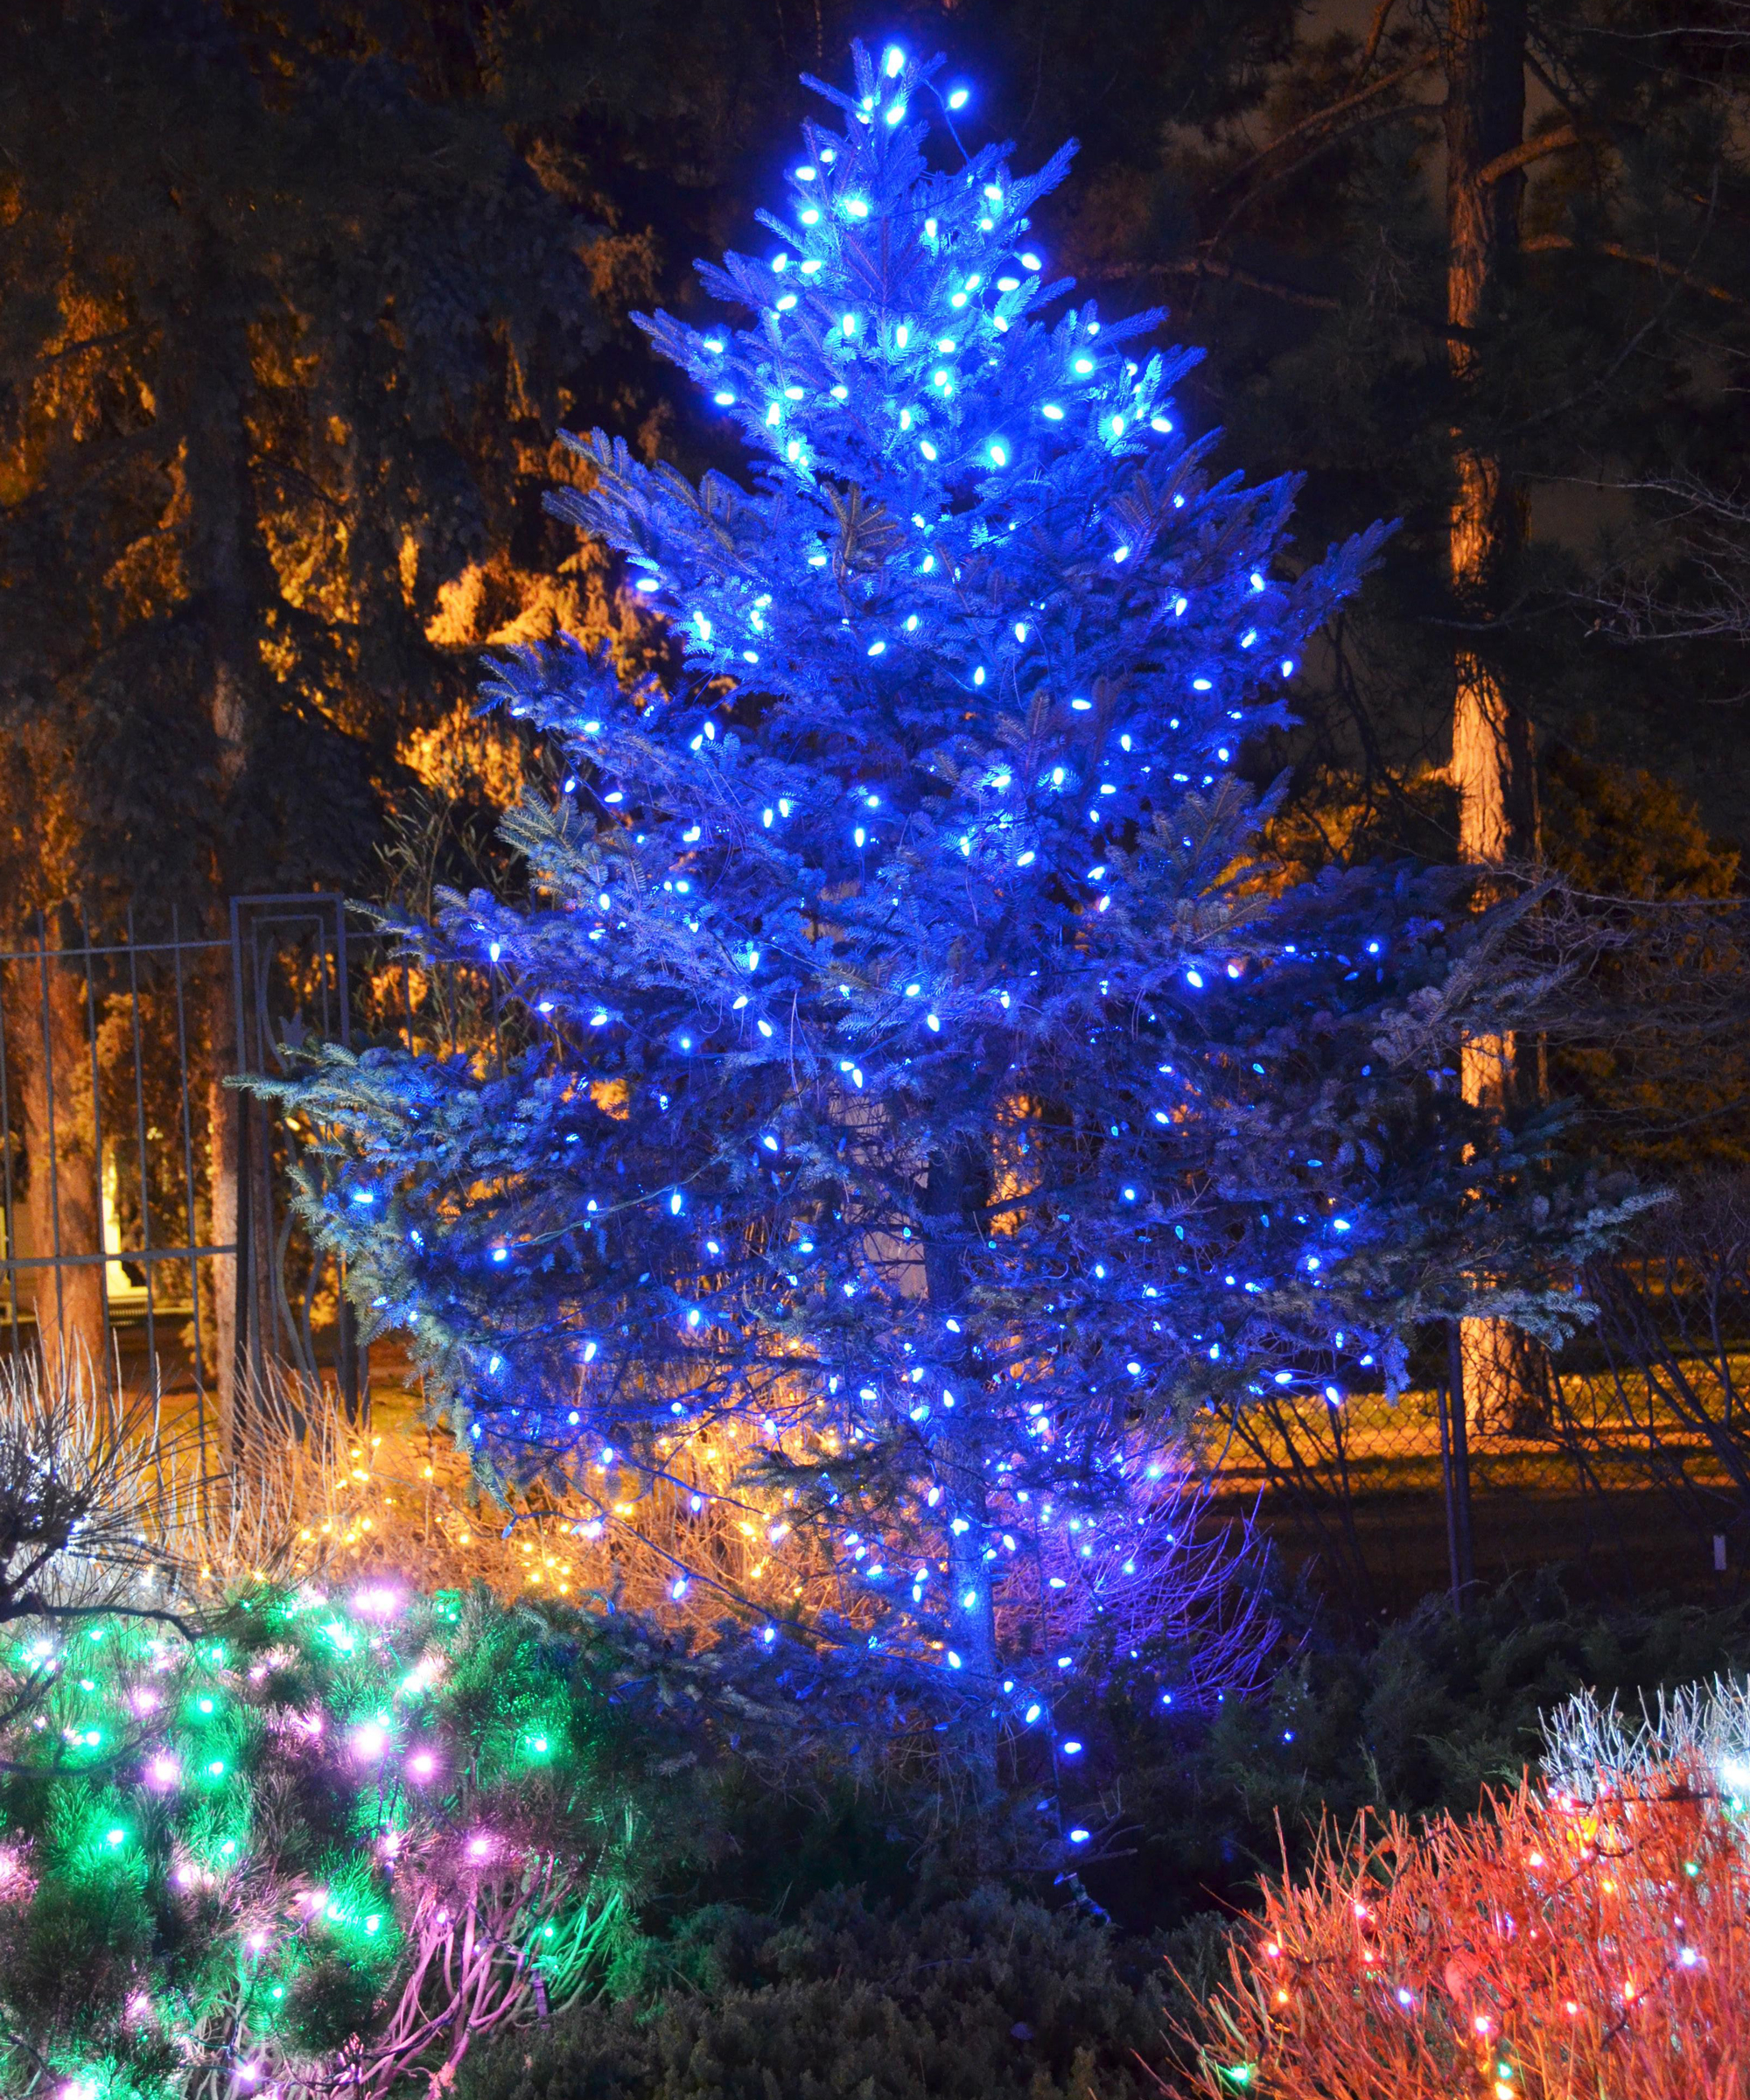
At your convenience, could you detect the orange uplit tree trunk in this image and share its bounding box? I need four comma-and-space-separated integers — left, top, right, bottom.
173, 314, 257, 1463
10, 915, 107, 1396
1446, 0, 1543, 1433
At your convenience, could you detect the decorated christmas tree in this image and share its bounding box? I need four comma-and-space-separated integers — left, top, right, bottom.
284, 43, 1613, 1742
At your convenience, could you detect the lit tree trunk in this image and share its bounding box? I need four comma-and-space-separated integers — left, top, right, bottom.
12, 919, 106, 1396
1446, 0, 1542, 1434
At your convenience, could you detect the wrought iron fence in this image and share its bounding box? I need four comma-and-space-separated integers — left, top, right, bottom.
0, 905, 229, 1430
0, 894, 497, 1470
0, 900, 380, 1460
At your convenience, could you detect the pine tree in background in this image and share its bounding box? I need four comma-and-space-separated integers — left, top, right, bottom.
285, 44, 1619, 1734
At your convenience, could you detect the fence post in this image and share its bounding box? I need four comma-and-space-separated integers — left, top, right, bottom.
215, 905, 254, 1439
1438, 1323, 1477, 1603
331, 903, 367, 1429
230, 900, 284, 1420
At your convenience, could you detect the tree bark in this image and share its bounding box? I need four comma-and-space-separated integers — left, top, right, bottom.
173, 306, 256, 1460
1446, 0, 1544, 1433
1446, 0, 1536, 872
921, 1138, 1003, 1790
11, 920, 106, 1396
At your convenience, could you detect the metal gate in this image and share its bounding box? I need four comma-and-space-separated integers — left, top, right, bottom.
0, 895, 369, 1453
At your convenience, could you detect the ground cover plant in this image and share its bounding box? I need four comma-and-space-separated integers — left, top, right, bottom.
457, 1886, 1195, 2100
6, 1429, 1750, 2100
449, 1581, 1750, 2100
1062, 1573, 1750, 1935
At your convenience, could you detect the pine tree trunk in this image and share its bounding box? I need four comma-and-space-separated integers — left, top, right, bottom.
10, 922, 106, 1397
922, 1139, 1003, 1792
1446, 0, 1543, 1433
176, 320, 255, 1460
1446, 0, 1537, 872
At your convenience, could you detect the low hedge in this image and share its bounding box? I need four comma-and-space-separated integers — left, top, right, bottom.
460, 1886, 1226, 2100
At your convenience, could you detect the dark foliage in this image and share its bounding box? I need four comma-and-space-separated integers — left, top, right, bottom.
1069, 1572, 1750, 1933
459, 1884, 1207, 2100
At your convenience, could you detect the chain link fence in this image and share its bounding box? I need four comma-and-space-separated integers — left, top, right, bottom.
1195, 1182, 1750, 1606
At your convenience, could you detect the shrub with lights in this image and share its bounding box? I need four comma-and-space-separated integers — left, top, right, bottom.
1186, 1676, 1750, 2099
0, 1584, 710, 2099
281, 42, 1617, 1777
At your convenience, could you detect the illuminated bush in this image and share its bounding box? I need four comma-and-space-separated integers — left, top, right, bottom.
0, 1585, 713, 2099
1186, 1732, 1750, 2099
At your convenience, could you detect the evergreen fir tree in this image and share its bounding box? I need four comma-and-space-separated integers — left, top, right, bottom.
285, 43, 1616, 1726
